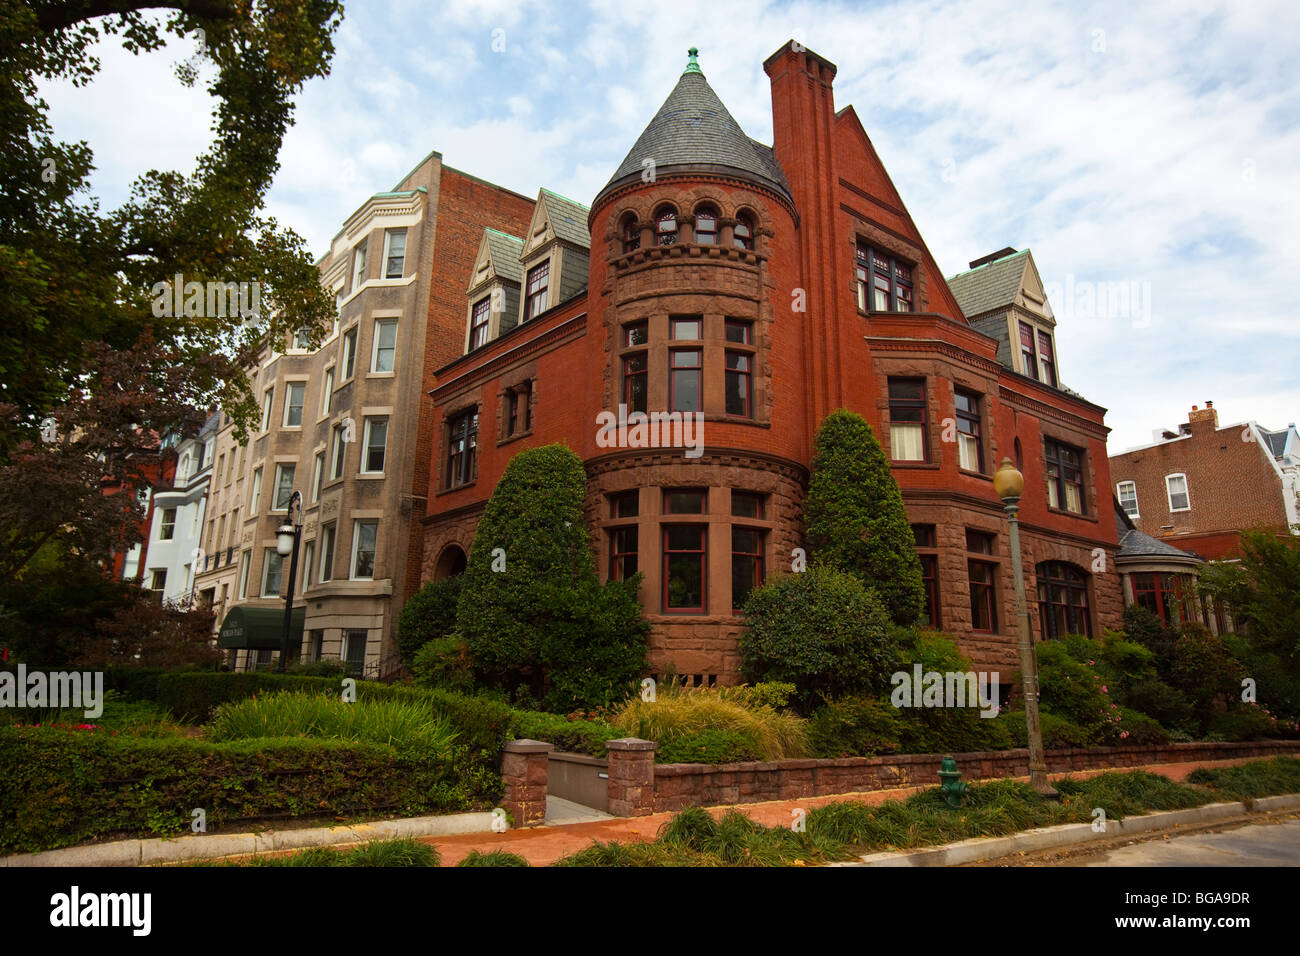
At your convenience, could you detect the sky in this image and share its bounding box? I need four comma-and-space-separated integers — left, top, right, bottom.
38, 0, 1300, 453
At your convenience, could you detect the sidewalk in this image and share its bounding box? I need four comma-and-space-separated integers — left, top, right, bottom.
426, 755, 1267, 866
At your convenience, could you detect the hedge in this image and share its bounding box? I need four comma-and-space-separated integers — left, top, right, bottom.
0, 725, 499, 854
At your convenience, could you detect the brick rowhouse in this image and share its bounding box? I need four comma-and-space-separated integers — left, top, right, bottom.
419, 42, 1123, 684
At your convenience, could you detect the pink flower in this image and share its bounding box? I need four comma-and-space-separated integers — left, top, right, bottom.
1100, 686, 1108, 693
1120, 731, 1130, 739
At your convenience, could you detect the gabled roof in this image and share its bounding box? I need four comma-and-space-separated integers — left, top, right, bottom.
484, 228, 525, 282
539, 189, 591, 249
946, 249, 1030, 318
594, 49, 792, 209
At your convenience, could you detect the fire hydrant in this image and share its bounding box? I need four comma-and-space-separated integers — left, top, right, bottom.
938, 755, 969, 808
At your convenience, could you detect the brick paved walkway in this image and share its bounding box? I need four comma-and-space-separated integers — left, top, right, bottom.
425, 756, 1264, 866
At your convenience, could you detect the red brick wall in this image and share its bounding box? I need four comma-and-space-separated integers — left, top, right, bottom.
650, 740, 1300, 811
1110, 413, 1287, 556
407, 167, 537, 605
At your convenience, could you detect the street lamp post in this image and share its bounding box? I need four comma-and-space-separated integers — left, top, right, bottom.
993, 458, 1057, 798
275, 490, 303, 673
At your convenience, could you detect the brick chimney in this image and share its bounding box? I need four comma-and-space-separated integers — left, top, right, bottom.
1188, 401, 1219, 430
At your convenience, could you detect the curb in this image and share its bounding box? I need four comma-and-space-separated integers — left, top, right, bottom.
3, 811, 499, 868
838, 793, 1300, 867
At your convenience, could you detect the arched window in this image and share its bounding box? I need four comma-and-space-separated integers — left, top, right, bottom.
1036, 562, 1091, 639
733, 212, 754, 250
694, 206, 718, 245
621, 214, 640, 254
655, 207, 678, 246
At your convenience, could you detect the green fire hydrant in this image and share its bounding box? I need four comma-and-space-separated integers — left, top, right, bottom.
938, 755, 969, 809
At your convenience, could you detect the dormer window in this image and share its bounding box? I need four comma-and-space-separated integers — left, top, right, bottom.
856, 243, 913, 313
656, 206, 678, 246
694, 206, 718, 245
733, 212, 754, 250
621, 215, 640, 253
524, 260, 549, 320
470, 297, 490, 350
1019, 321, 1058, 387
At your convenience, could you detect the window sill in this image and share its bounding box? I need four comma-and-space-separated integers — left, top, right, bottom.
891, 460, 939, 469
959, 468, 992, 482
366, 371, 396, 380
356, 472, 385, 480
1046, 505, 1097, 523
497, 429, 534, 448
435, 481, 477, 497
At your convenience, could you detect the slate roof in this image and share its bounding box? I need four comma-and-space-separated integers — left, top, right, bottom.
539, 189, 591, 249
946, 250, 1029, 319
1260, 428, 1287, 457
595, 66, 792, 209
1113, 505, 1204, 562
483, 228, 524, 283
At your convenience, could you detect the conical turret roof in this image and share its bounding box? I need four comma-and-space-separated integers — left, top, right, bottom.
594, 48, 791, 209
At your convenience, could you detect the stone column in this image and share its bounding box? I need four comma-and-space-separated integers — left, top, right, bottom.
606, 737, 657, 817
501, 739, 552, 828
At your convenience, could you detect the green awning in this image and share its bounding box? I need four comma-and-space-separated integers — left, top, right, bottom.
218, 605, 305, 650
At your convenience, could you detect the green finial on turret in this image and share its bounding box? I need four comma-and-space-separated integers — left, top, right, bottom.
683, 46, 702, 75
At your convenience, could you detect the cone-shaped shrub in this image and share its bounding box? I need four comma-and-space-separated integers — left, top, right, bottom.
457, 443, 648, 711
803, 409, 925, 625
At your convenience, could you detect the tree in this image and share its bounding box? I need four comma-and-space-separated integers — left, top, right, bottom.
78, 595, 220, 669
0, 1, 341, 594
803, 409, 925, 625
1198, 529, 1300, 656
456, 444, 649, 711
739, 566, 900, 712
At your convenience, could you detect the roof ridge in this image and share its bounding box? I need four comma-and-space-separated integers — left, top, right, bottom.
540, 187, 590, 211
946, 249, 1028, 281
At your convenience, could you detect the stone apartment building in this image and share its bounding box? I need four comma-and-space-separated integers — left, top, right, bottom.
195, 152, 536, 674
1109, 403, 1300, 561
418, 44, 1125, 685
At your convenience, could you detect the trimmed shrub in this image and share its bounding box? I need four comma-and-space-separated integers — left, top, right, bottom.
456, 444, 649, 712
507, 709, 619, 757
802, 409, 926, 625
1207, 705, 1299, 741
1116, 706, 1170, 745
412, 636, 475, 695
1035, 642, 1121, 742
995, 709, 1098, 749
890, 630, 1011, 754
739, 566, 900, 712
285, 659, 345, 677
0, 726, 491, 854
611, 681, 808, 762
655, 729, 759, 764
398, 575, 464, 669
808, 697, 902, 758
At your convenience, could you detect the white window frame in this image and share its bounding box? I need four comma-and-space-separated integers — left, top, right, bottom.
237, 549, 252, 599
351, 240, 367, 292
301, 540, 314, 594
250, 466, 263, 514
350, 519, 378, 580
283, 382, 305, 427
330, 425, 346, 480
321, 366, 335, 416
383, 228, 407, 279
319, 524, 335, 583
341, 327, 357, 380
311, 451, 325, 503
261, 388, 274, 433
361, 416, 388, 474
371, 318, 398, 374
272, 462, 296, 511
1165, 473, 1191, 513
159, 508, 177, 540
261, 547, 284, 597
1117, 480, 1140, 518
